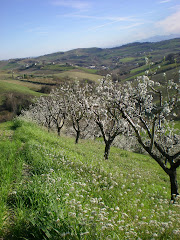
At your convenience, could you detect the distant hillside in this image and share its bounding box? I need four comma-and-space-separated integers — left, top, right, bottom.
0, 38, 180, 122
0, 38, 180, 72
1, 38, 179, 79
36, 38, 180, 82
37, 38, 180, 67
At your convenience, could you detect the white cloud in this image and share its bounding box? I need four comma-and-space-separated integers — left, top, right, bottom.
157, 10, 180, 34
89, 21, 142, 31
52, 0, 91, 10
116, 22, 144, 31
159, 0, 171, 3
59, 13, 137, 31
61, 13, 132, 21
58, 11, 138, 32
88, 19, 126, 31
169, 4, 180, 10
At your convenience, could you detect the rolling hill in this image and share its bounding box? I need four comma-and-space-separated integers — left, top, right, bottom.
0, 38, 180, 122
1, 38, 180, 71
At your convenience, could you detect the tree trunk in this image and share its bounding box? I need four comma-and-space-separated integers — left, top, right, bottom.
57, 127, 61, 136
75, 130, 80, 144
169, 168, 179, 202
104, 141, 111, 160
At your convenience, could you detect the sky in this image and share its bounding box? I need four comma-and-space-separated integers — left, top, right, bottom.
1, 0, 180, 60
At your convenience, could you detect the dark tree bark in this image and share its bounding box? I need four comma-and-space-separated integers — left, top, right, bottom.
104, 141, 111, 160
75, 130, 80, 144
57, 126, 61, 136
95, 120, 121, 160
56, 119, 65, 136
104, 139, 114, 160
168, 168, 179, 202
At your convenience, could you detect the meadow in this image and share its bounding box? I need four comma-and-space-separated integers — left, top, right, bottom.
0, 119, 179, 239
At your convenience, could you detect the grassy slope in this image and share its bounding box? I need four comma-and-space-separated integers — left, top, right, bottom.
0, 120, 179, 240
0, 79, 42, 107
0, 68, 101, 123
54, 70, 101, 82
0, 80, 42, 96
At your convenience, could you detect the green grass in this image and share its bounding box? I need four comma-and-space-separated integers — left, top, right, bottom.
42, 64, 75, 71
129, 61, 180, 79
130, 64, 149, 74
54, 71, 102, 82
0, 80, 42, 96
0, 121, 24, 233
158, 62, 180, 73
0, 80, 43, 111
120, 57, 136, 63
77, 67, 98, 74
0, 62, 20, 70
174, 121, 180, 130
0, 119, 179, 239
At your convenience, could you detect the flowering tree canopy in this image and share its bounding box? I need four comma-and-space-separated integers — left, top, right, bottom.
60, 82, 92, 143
115, 74, 179, 201
90, 75, 130, 159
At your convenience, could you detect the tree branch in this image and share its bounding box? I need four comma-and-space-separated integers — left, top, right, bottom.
96, 120, 107, 144
120, 107, 170, 174
139, 116, 174, 162
172, 158, 180, 169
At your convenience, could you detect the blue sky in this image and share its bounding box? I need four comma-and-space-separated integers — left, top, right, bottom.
1, 0, 180, 60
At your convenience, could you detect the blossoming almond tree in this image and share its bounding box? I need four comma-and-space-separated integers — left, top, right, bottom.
49, 89, 67, 136
22, 96, 54, 131
21, 93, 66, 136
61, 82, 92, 144
90, 75, 130, 159
115, 75, 179, 201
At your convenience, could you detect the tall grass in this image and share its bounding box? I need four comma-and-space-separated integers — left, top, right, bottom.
0, 119, 179, 239
0, 140, 23, 234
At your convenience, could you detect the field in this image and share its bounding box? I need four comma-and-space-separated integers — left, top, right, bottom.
54, 70, 101, 82
0, 80, 42, 96
0, 67, 103, 123
0, 119, 179, 239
